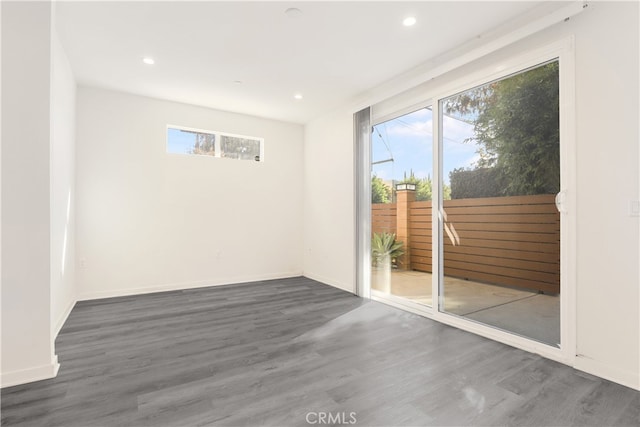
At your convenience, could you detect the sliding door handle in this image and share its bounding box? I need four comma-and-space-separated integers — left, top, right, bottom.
555, 191, 567, 214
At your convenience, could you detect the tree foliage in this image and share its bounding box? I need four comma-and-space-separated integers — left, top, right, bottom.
444, 61, 560, 198
221, 136, 261, 160
190, 133, 216, 156
449, 167, 504, 199
371, 175, 392, 204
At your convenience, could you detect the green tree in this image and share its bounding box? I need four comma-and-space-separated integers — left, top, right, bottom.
371, 175, 392, 203
449, 167, 504, 199
444, 61, 560, 197
442, 182, 452, 201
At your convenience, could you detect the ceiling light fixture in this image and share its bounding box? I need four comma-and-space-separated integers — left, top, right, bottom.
142, 57, 155, 65
402, 16, 417, 27
285, 7, 302, 18
294, 93, 303, 100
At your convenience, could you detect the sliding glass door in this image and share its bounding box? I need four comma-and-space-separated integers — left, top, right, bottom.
439, 60, 561, 347
360, 50, 571, 353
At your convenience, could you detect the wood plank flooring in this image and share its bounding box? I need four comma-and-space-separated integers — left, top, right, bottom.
2, 276, 638, 426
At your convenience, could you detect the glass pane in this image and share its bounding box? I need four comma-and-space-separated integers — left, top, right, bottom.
440, 60, 560, 347
370, 107, 434, 306
220, 135, 262, 161
167, 127, 216, 156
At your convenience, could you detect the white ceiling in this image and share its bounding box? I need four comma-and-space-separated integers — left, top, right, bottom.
56, 1, 558, 124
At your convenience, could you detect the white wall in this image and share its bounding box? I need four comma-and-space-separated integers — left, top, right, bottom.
1, 1, 58, 387
568, 1, 639, 390
76, 88, 304, 299
50, 26, 77, 336
304, 1, 639, 389
303, 108, 355, 291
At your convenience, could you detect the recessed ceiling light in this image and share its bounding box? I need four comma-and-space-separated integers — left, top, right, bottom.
402, 16, 417, 27
234, 80, 243, 85
285, 7, 302, 18
142, 57, 155, 65
294, 93, 303, 100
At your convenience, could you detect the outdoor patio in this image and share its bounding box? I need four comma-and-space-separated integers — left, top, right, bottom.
372, 269, 560, 347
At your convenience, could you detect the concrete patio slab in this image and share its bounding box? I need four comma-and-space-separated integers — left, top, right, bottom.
372, 269, 560, 347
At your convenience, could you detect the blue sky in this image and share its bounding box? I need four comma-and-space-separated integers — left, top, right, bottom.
167, 127, 206, 155
372, 107, 479, 186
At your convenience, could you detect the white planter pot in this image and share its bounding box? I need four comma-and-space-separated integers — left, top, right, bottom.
372, 254, 391, 294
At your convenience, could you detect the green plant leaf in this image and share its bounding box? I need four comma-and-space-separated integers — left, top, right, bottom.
371, 232, 405, 266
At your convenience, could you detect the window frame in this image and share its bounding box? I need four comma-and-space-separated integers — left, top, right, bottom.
166, 124, 265, 162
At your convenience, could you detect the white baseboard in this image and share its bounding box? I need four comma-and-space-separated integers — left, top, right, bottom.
54, 297, 77, 338
574, 355, 640, 391
1, 355, 60, 389
303, 272, 355, 294
77, 271, 304, 301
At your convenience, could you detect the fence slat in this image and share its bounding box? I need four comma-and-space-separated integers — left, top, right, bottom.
443, 194, 556, 207
444, 213, 559, 224
447, 229, 559, 243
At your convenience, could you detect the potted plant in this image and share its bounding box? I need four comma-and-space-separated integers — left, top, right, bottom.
371, 232, 405, 293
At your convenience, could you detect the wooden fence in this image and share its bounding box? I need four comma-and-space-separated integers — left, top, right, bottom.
372, 203, 396, 235
373, 194, 560, 294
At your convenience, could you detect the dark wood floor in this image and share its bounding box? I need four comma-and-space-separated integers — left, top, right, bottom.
2, 277, 638, 426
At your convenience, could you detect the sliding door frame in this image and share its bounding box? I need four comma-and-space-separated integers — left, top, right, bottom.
355, 107, 372, 300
